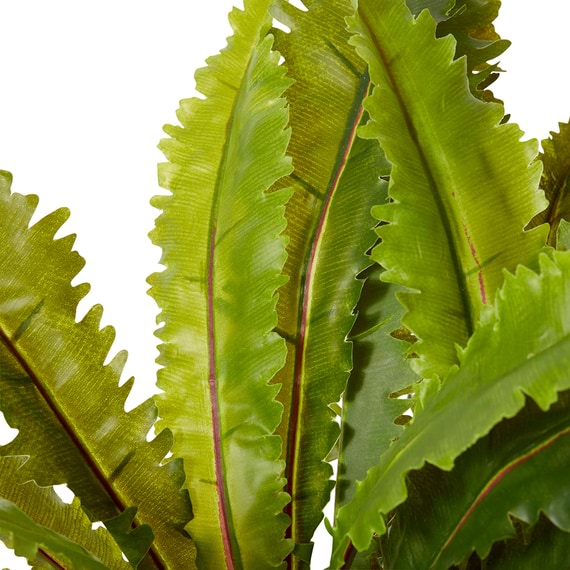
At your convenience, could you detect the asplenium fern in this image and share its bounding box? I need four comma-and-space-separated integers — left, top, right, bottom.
1, 1, 569, 569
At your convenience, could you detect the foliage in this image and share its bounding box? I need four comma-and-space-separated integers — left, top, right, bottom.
1, 0, 569, 569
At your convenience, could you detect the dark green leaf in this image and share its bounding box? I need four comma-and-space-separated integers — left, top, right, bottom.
529, 121, 570, 246
332, 249, 570, 566
385, 391, 570, 568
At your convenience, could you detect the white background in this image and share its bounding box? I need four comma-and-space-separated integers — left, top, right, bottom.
0, 1, 568, 568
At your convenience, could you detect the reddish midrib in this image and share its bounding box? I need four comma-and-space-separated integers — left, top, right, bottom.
285, 100, 366, 548
40, 549, 67, 569
207, 223, 235, 570
435, 427, 570, 564
461, 221, 487, 304
0, 326, 166, 570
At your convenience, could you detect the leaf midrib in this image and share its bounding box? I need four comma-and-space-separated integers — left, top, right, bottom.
285, 71, 371, 548
430, 425, 570, 568
358, 6, 475, 337
204, 31, 266, 570
0, 322, 166, 570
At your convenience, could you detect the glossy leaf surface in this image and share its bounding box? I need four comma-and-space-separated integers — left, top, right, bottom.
269, 1, 380, 563
385, 392, 570, 569
351, 0, 547, 378
332, 250, 570, 565
335, 0, 507, 520
0, 171, 194, 569
149, 1, 293, 567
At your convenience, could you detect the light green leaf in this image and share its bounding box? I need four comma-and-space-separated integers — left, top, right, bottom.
271, 2, 513, 564
331, 249, 570, 566
148, 1, 293, 567
0, 171, 194, 569
336, 0, 512, 529
0, 456, 129, 569
409, 0, 510, 99
351, 0, 547, 378
384, 391, 570, 569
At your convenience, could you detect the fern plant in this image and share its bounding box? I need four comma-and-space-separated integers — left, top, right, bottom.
1, 0, 570, 568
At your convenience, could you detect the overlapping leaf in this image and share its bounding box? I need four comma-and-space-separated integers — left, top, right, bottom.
0, 171, 194, 569
408, 0, 509, 97
486, 516, 570, 569
269, 2, 381, 564
331, 250, 570, 566
335, 266, 418, 569
350, 0, 547, 379
148, 1, 294, 567
335, 267, 417, 511
437, 0, 509, 98
0, 456, 129, 569
335, 0, 515, 545
529, 121, 570, 246
384, 391, 570, 569
270, 1, 514, 564
0, 498, 110, 570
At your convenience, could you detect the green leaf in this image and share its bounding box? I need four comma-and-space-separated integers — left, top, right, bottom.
148, 2, 294, 567
269, 1, 381, 563
0, 497, 111, 570
486, 516, 570, 569
558, 219, 570, 251
351, 0, 547, 378
271, 2, 512, 563
438, 0, 510, 96
335, 267, 418, 570
529, 121, 570, 246
0, 456, 129, 569
331, 249, 570, 566
335, 267, 418, 511
384, 391, 570, 569
0, 171, 194, 569
406, 0, 456, 22
336, 0, 509, 518
409, 0, 510, 99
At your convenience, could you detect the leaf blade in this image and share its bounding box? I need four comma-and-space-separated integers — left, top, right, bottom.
0, 171, 194, 569
529, 121, 570, 246
351, 0, 547, 378
0, 456, 129, 570
331, 249, 570, 565
0, 497, 111, 570
149, 2, 294, 567
384, 392, 570, 568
